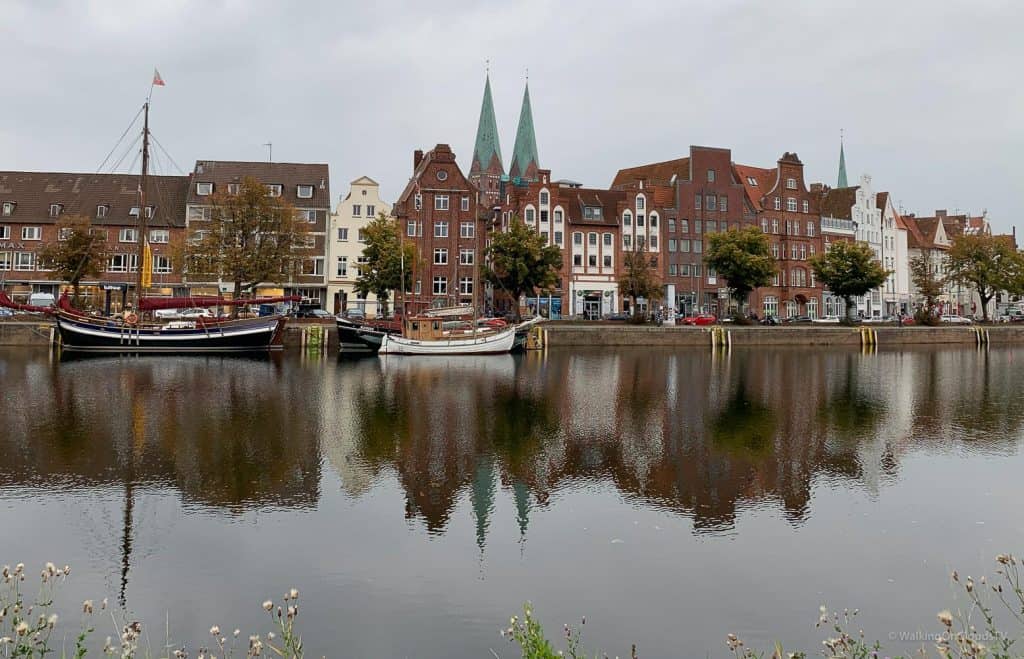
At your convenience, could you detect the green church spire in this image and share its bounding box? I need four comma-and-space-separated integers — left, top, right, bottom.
470, 73, 504, 178
837, 132, 848, 188
508, 82, 540, 181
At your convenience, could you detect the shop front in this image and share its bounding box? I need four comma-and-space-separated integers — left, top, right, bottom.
571, 286, 616, 320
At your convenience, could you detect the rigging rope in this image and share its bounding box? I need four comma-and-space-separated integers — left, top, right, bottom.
96, 105, 145, 173
108, 132, 142, 174
149, 132, 186, 175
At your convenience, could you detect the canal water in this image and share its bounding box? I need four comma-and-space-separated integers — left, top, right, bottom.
1, 347, 1022, 657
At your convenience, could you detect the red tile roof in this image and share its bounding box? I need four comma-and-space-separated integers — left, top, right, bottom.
611, 157, 690, 188
732, 164, 776, 211
820, 187, 858, 220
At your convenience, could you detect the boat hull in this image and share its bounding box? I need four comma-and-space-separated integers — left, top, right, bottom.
378, 326, 515, 355
56, 313, 287, 353
336, 319, 394, 353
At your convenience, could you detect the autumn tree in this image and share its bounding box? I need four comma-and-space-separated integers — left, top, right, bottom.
618, 245, 663, 320
704, 226, 776, 318
809, 241, 889, 323
184, 177, 308, 310
910, 253, 944, 325
40, 214, 109, 306
354, 213, 416, 317
482, 217, 562, 322
945, 233, 1023, 322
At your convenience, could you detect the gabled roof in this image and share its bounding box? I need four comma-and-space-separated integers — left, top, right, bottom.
350, 175, 379, 186
188, 161, 330, 207
508, 83, 539, 181
0, 171, 189, 227
561, 187, 624, 226
820, 186, 858, 220
732, 164, 775, 211
611, 157, 690, 188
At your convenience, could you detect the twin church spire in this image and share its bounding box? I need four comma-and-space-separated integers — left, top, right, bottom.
469, 70, 540, 202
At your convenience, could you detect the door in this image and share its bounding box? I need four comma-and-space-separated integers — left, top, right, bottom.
584, 297, 601, 320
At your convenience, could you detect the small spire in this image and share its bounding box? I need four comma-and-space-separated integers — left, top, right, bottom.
470, 71, 504, 179
837, 129, 848, 188
509, 80, 540, 181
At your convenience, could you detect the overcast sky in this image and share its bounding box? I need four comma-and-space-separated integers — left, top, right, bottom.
2, 0, 1021, 232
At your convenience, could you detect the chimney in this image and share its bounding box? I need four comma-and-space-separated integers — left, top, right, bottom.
413, 150, 424, 169
935, 209, 947, 217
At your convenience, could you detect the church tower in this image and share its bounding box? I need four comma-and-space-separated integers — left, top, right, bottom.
469, 73, 505, 207
508, 81, 540, 183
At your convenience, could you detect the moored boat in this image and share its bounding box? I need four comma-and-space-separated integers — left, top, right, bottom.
378, 316, 515, 355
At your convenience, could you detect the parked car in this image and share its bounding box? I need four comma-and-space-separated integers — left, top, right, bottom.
783, 315, 812, 324
606, 312, 630, 321
0, 307, 13, 318
760, 315, 780, 326
296, 308, 332, 319
681, 313, 717, 326
863, 315, 896, 324
997, 308, 1024, 323
179, 308, 214, 319
941, 314, 973, 325
811, 316, 841, 324
342, 308, 366, 320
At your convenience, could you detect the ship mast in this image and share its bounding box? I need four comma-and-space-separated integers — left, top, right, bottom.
134, 102, 150, 311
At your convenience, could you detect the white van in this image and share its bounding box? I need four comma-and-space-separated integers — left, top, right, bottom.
29, 293, 55, 308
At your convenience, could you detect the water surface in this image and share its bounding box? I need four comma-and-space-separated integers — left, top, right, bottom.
1, 347, 1022, 657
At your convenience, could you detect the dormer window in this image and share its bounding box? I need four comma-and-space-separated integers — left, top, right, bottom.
49, 204, 63, 218
145, 206, 155, 218
266, 184, 283, 197
707, 170, 716, 183
786, 178, 797, 189
196, 182, 213, 196
583, 206, 602, 219
747, 177, 758, 186
414, 193, 422, 210
2, 202, 14, 216
227, 183, 240, 195
129, 207, 140, 217
636, 197, 645, 210
96, 204, 108, 218
297, 185, 313, 199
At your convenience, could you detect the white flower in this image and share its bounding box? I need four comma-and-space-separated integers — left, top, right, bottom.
0, 637, 12, 645
15, 621, 29, 636
938, 610, 954, 627
210, 626, 220, 636
262, 600, 273, 612
234, 629, 240, 638
47, 613, 58, 628
83, 600, 94, 614
288, 588, 299, 600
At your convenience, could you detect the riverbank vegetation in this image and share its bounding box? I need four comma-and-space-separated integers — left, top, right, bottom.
4, 554, 1024, 658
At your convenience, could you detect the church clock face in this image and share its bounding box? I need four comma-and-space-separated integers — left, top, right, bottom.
436, 170, 448, 182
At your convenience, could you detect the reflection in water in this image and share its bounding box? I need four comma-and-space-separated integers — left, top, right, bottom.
3, 346, 1024, 656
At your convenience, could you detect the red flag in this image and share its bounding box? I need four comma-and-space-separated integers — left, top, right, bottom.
152, 68, 165, 87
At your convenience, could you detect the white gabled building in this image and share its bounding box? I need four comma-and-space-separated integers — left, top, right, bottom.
877, 191, 911, 315
326, 176, 391, 316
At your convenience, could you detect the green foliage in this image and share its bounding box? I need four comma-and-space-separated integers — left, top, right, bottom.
910, 253, 943, 324
482, 218, 562, 321
617, 246, 662, 318
809, 241, 889, 320
39, 215, 109, 304
184, 177, 309, 303
501, 603, 602, 659
704, 227, 776, 307
946, 234, 1024, 321
354, 213, 416, 316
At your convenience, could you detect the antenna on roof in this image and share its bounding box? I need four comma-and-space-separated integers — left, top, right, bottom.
263, 142, 272, 164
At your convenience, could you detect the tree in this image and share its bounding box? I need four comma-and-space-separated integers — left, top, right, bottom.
945, 234, 1022, 322
809, 241, 889, 322
482, 217, 562, 321
40, 214, 109, 306
704, 227, 776, 316
184, 177, 308, 311
354, 213, 416, 317
910, 252, 944, 325
617, 245, 663, 320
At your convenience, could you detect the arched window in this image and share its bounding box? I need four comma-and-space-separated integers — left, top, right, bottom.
623, 211, 632, 226
763, 296, 778, 318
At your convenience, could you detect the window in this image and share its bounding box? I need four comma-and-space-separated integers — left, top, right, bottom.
807, 298, 818, 320
352, 204, 362, 217
435, 195, 450, 211
407, 221, 417, 237
792, 268, 807, 287
573, 254, 582, 267
0, 252, 9, 270
623, 234, 632, 249
706, 220, 717, 233
540, 231, 549, 243
297, 185, 313, 199
588, 254, 597, 267
706, 195, 716, 210
636, 196, 645, 210
694, 239, 703, 254
15, 252, 35, 270
786, 178, 797, 190
1, 202, 13, 216
680, 239, 690, 252
188, 207, 212, 221
603, 255, 612, 268
366, 204, 376, 217
337, 227, 349, 241
719, 196, 728, 212
583, 206, 602, 219
791, 244, 799, 259
649, 235, 658, 249
461, 197, 470, 212
460, 222, 475, 239
153, 255, 172, 274
295, 209, 316, 223
118, 228, 136, 243
432, 276, 447, 295
95, 204, 108, 218
806, 221, 815, 237
414, 194, 422, 210
747, 177, 758, 186
694, 195, 701, 210
460, 249, 474, 265
650, 215, 658, 228
433, 248, 448, 265
525, 208, 535, 223
22, 226, 41, 240
669, 264, 677, 276
227, 183, 240, 195
763, 296, 778, 318
196, 182, 213, 196
787, 198, 798, 212
305, 257, 325, 276
637, 214, 645, 227
266, 184, 283, 197
150, 229, 169, 243
810, 244, 816, 256
802, 200, 809, 214
800, 244, 807, 260
771, 243, 779, 258
680, 219, 689, 233
792, 221, 800, 236
459, 277, 473, 296
294, 235, 316, 249
623, 211, 632, 226
539, 191, 550, 205
48, 204, 62, 217
0, 226, 8, 239
554, 231, 563, 245
357, 229, 367, 243
761, 218, 769, 232
694, 220, 702, 234
588, 233, 597, 246
336, 256, 348, 277
434, 221, 448, 238
554, 210, 563, 224
668, 239, 677, 252
773, 197, 781, 211
668, 218, 676, 232
771, 218, 779, 233
573, 232, 583, 246
107, 253, 137, 273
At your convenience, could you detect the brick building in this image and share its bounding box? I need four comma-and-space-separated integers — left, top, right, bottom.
392, 144, 486, 315
184, 160, 330, 305
0, 171, 189, 310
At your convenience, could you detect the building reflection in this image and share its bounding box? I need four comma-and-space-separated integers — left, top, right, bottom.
331, 346, 1024, 545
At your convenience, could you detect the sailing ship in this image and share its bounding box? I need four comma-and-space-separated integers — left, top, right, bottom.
378, 315, 516, 355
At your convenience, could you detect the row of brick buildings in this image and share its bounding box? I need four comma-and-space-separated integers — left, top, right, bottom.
388, 75, 1006, 320
0, 162, 330, 310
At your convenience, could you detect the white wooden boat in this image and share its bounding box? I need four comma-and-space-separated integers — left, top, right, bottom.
378, 324, 515, 355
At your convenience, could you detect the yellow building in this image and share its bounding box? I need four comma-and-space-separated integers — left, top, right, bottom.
327, 177, 391, 316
